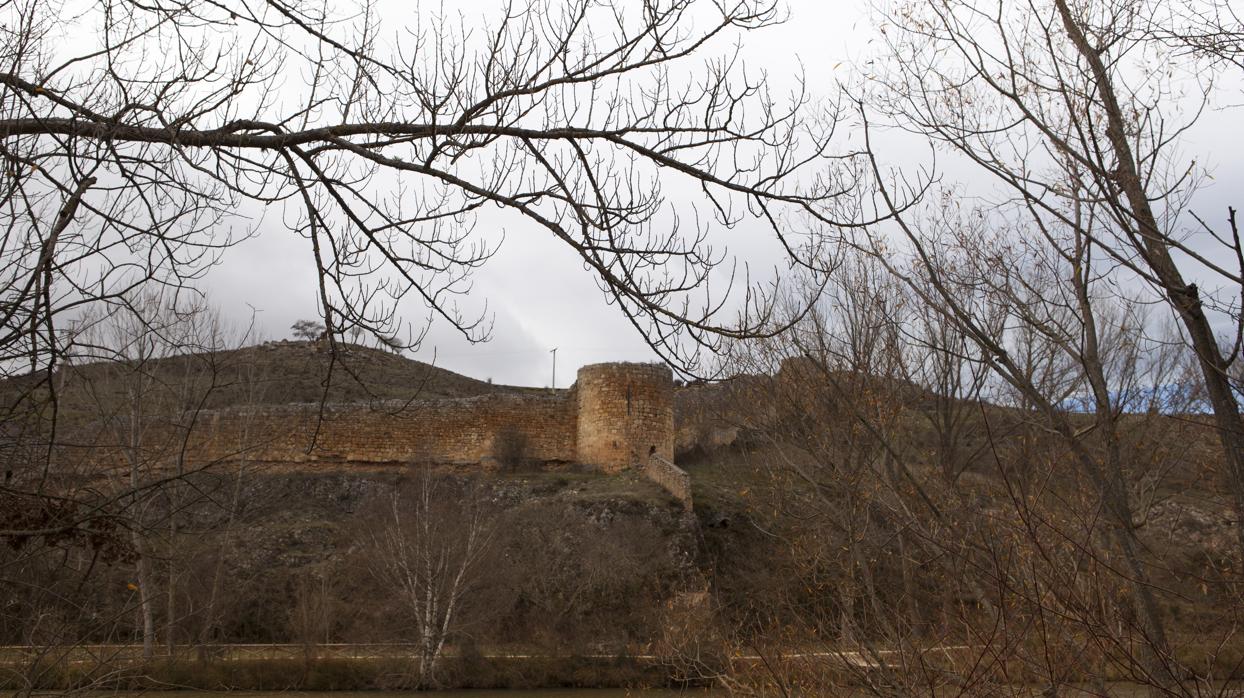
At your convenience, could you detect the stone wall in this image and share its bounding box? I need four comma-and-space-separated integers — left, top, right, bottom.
75, 362, 678, 477
101, 391, 579, 471
645, 454, 693, 510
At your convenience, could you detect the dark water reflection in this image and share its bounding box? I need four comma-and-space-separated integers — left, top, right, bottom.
94, 692, 718, 698
85, 687, 1244, 698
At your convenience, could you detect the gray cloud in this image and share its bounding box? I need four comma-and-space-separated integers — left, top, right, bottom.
195, 0, 1243, 386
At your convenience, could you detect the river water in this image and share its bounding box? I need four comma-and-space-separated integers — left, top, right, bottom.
83, 687, 1244, 697
92, 692, 715, 698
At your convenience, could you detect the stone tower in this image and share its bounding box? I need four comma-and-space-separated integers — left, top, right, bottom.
574, 362, 674, 473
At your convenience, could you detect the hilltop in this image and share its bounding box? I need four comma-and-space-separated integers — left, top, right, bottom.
207, 340, 514, 404
2, 340, 525, 420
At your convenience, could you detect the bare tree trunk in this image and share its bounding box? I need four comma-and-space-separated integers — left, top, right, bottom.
1054, 0, 1244, 555
165, 514, 176, 657
370, 474, 492, 689
131, 530, 156, 661
128, 386, 156, 661
198, 459, 245, 654
1066, 206, 1177, 692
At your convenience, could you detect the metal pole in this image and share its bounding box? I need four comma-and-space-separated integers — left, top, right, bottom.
550, 347, 557, 389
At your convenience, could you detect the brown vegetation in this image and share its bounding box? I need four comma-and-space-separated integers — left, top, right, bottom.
4, 0, 1244, 696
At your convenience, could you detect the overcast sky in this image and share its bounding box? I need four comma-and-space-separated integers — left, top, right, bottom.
189, 1, 862, 386
194, 0, 1244, 387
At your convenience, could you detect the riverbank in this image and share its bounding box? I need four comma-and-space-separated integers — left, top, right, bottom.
7, 638, 1244, 693
1, 653, 688, 692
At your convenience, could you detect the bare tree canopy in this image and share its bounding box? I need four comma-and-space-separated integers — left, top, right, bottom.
0, 0, 854, 379
837, 0, 1244, 558
6, 2, 1244, 694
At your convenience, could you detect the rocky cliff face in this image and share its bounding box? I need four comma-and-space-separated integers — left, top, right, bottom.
131, 466, 703, 649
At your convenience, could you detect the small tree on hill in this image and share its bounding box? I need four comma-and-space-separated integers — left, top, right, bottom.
290, 320, 325, 342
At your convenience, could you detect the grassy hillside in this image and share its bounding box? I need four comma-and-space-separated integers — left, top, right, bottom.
3, 340, 524, 421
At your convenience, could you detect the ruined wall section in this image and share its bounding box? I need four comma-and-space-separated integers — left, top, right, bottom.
645, 454, 693, 510
575, 363, 674, 474
71, 362, 682, 482
177, 391, 578, 469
